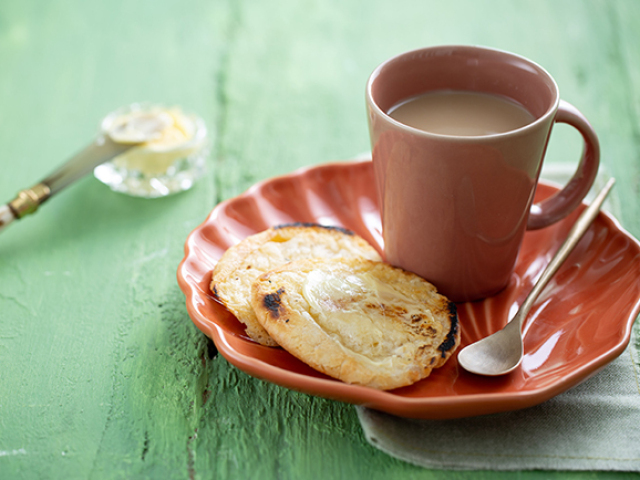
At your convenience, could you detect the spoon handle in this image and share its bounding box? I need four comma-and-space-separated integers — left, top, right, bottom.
517, 177, 616, 323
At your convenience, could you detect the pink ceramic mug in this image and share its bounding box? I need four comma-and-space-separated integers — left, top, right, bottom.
366, 46, 599, 302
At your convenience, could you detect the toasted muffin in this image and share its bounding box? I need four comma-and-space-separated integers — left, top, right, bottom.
251, 257, 459, 389
211, 223, 381, 346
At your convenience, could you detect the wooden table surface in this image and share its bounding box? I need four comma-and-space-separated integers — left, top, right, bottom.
1, 0, 639, 478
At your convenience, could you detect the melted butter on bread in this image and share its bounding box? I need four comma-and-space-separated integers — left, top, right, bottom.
302, 269, 443, 363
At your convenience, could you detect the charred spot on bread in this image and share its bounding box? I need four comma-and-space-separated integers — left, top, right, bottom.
364, 302, 410, 318
212, 284, 220, 299
274, 222, 354, 236
262, 288, 286, 319
437, 302, 459, 357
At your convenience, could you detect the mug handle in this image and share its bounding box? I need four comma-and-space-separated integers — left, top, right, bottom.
527, 100, 600, 230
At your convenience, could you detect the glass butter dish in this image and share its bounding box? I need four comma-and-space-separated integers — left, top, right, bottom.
94, 103, 208, 198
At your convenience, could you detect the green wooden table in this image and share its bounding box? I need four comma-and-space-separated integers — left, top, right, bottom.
1, 0, 639, 478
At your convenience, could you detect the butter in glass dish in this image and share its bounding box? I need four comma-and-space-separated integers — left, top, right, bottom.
94, 103, 208, 198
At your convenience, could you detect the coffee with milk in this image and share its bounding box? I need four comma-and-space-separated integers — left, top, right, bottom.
388, 90, 535, 136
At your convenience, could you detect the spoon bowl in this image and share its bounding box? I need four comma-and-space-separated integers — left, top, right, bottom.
457, 308, 525, 376
457, 178, 616, 376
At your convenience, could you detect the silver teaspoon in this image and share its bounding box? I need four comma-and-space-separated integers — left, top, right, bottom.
457, 177, 615, 376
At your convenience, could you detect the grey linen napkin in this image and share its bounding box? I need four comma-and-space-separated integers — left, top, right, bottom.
357, 166, 640, 471
357, 338, 640, 471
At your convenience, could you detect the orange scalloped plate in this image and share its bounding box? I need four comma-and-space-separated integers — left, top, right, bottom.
177, 160, 640, 419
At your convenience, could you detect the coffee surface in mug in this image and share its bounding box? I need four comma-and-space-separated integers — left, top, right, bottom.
387, 90, 535, 136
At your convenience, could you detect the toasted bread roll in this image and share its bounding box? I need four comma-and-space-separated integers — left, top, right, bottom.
211, 223, 381, 346
251, 257, 459, 389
